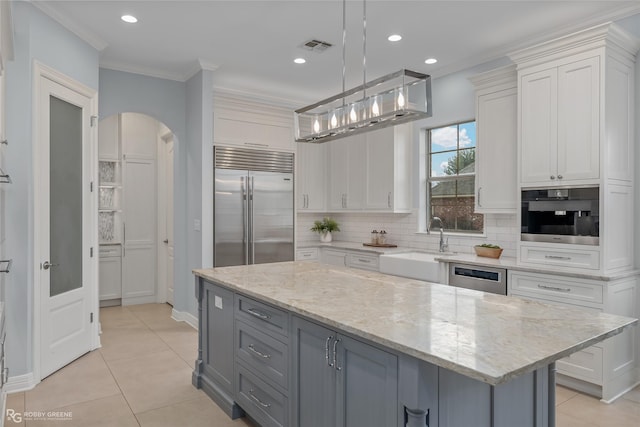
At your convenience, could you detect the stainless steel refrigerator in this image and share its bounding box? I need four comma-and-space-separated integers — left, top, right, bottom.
214, 147, 294, 267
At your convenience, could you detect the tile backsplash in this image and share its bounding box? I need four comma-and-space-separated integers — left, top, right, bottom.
297, 210, 518, 258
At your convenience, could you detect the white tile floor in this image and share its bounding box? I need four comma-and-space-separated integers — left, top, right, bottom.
4, 303, 639, 426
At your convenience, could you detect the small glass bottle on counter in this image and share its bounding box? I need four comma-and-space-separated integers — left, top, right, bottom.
371, 230, 379, 245
378, 230, 387, 245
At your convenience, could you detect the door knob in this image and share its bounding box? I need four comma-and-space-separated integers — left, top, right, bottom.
163, 239, 169, 244
42, 261, 58, 270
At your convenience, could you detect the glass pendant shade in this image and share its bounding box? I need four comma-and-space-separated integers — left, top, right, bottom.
294, 69, 432, 143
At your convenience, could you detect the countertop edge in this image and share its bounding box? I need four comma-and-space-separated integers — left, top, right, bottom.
193, 267, 638, 386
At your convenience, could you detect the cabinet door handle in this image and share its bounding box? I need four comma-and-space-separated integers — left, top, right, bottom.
550, 175, 556, 180
248, 344, 271, 359
247, 308, 271, 320
557, 175, 563, 180
333, 338, 342, 371
387, 192, 391, 208
544, 255, 571, 260
123, 222, 126, 257
2, 367, 7, 386
477, 187, 482, 207
537, 284, 571, 293
248, 389, 272, 408
326, 336, 334, 367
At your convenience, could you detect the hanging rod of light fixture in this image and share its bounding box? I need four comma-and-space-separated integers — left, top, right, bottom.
294, 0, 432, 144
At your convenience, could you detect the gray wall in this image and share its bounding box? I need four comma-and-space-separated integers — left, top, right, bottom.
4, 1, 99, 377
99, 67, 213, 320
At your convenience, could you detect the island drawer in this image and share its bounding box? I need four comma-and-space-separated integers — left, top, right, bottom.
236, 295, 289, 339
347, 253, 379, 271
236, 364, 288, 427
508, 272, 603, 306
236, 320, 288, 391
519, 245, 599, 270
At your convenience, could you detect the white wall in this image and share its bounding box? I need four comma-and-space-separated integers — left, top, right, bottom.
4, 1, 99, 377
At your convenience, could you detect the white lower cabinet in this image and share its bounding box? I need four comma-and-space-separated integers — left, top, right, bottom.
99, 245, 122, 303
295, 248, 319, 261
320, 248, 379, 272
508, 271, 638, 401
519, 242, 600, 271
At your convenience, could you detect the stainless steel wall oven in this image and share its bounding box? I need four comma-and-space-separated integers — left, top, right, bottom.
521, 187, 599, 245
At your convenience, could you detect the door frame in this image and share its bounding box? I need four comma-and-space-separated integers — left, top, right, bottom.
32, 61, 99, 382
156, 130, 174, 304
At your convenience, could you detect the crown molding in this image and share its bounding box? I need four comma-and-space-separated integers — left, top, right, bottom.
99, 60, 186, 82
29, 0, 108, 51
183, 58, 220, 81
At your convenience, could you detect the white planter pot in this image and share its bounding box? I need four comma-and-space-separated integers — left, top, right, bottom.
320, 231, 332, 243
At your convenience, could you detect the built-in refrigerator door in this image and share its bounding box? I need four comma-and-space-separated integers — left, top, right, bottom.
249, 171, 294, 264
214, 169, 248, 267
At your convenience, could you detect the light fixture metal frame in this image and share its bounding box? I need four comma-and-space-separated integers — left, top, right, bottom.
294, 69, 432, 143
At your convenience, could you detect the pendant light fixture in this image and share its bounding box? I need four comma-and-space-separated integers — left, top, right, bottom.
294, 0, 432, 143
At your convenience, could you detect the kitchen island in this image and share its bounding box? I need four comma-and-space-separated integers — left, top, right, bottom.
192, 261, 637, 427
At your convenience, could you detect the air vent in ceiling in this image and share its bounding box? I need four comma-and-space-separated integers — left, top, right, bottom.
300, 39, 333, 53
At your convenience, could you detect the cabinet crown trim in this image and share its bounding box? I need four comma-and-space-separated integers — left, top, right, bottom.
509, 22, 640, 68
468, 64, 517, 89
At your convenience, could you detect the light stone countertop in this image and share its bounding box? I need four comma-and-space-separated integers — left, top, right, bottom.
193, 261, 637, 386
297, 240, 407, 255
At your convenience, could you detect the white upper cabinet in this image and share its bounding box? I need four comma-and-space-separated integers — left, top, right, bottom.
297, 143, 326, 212
121, 113, 159, 158
98, 114, 120, 160
327, 135, 366, 210
470, 65, 517, 214
214, 94, 295, 152
519, 55, 600, 186
325, 125, 412, 213
364, 125, 412, 212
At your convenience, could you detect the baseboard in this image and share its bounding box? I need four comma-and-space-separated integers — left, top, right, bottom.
3, 372, 38, 394
171, 308, 198, 330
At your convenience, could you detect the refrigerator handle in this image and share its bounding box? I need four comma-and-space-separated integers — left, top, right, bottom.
241, 176, 248, 265
250, 176, 255, 264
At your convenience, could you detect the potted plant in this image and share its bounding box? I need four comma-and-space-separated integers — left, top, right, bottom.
311, 217, 340, 243
474, 243, 503, 259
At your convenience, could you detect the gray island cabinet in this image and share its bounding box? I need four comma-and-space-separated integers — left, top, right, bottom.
192, 262, 637, 427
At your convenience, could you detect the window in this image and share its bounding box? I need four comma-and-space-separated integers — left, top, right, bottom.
427, 121, 483, 233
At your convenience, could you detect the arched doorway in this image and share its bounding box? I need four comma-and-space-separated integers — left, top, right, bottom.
98, 112, 175, 307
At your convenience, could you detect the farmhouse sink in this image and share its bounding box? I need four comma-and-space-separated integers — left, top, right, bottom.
379, 251, 452, 283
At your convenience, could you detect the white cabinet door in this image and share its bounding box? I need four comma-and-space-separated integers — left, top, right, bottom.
122, 158, 156, 302
99, 254, 122, 300
557, 56, 600, 182
327, 135, 366, 211
520, 68, 558, 185
365, 128, 394, 210
98, 114, 120, 160
121, 113, 158, 158
297, 143, 326, 211
327, 141, 349, 210
475, 87, 517, 213
322, 249, 347, 267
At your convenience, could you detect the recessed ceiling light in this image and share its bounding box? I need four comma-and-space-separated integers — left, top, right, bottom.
388, 34, 402, 42
424, 58, 438, 65
294, 58, 306, 64
121, 15, 138, 24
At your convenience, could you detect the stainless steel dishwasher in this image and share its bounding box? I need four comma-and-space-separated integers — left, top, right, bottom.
448, 263, 507, 295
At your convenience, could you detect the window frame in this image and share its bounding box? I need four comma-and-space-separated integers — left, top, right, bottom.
426, 120, 483, 235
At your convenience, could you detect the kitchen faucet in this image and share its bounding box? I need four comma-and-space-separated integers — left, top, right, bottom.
429, 216, 449, 253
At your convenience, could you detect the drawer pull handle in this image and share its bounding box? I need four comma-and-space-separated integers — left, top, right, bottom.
249, 389, 272, 408
537, 284, 571, 293
357, 259, 371, 263
247, 308, 271, 320
248, 344, 271, 359
544, 255, 572, 260
326, 336, 334, 367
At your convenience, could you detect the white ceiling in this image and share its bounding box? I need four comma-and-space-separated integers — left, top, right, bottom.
33, 1, 640, 106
